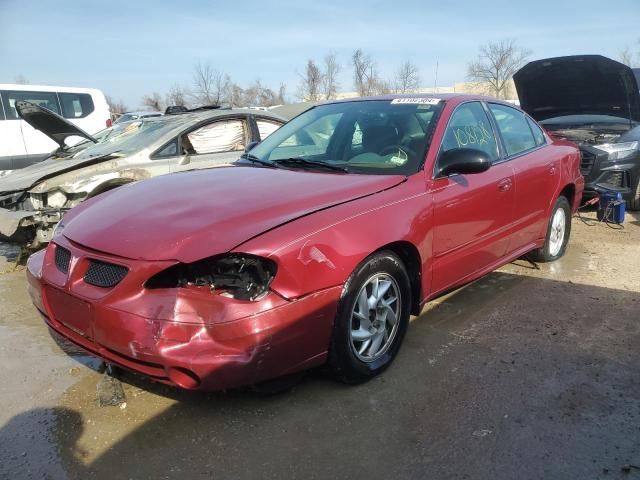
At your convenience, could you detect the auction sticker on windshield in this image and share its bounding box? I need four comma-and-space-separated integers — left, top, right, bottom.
390, 98, 441, 105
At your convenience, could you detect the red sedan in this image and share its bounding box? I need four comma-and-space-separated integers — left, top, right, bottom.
26, 95, 583, 391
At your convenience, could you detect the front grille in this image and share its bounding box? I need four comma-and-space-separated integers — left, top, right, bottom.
84, 260, 128, 288
54, 246, 71, 274
580, 150, 595, 176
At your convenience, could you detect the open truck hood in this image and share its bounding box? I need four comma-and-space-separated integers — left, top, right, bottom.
63, 165, 406, 263
16, 101, 97, 149
514, 55, 640, 123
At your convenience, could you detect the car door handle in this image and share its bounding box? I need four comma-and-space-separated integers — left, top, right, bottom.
548, 163, 557, 175
497, 178, 512, 192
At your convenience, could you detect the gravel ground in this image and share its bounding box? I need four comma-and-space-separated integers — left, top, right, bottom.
0, 210, 639, 480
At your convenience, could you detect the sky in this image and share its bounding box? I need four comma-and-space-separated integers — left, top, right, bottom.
1, 0, 639, 109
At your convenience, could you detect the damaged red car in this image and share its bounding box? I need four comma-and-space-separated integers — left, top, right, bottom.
26, 94, 583, 391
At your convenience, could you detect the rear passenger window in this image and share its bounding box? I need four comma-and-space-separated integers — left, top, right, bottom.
256, 119, 281, 140
59, 93, 95, 119
0, 97, 5, 120
489, 104, 537, 156
1, 90, 60, 119
439, 101, 499, 163
526, 117, 546, 146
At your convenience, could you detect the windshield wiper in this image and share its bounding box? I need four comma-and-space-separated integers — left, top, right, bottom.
240, 153, 279, 168
273, 157, 348, 173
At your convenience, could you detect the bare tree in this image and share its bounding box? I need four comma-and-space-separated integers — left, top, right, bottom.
352, 49, 386, 96
165, 84, 188, 107
14, 74, 29, 84
393, 60, 421, 93
141, 92, 163, 111
276, 83, 287, 105
467, 39, 531, 99
105, 95, 128, 114
192, 61, 227, 105
619, 40, 640, 67
297, 59, 323, 101
620, 47, 634, 67
322, 53, 341, 99
223, 76, 244, 107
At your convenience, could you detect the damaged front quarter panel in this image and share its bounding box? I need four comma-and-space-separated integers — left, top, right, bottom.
16, 156, 153, 247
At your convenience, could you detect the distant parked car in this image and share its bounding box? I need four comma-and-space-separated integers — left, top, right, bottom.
26, 94, 583, 391
0, 84, 111, 173
0, 101, 286, 247
514, 55, 640, 209
114, 111, 163, 124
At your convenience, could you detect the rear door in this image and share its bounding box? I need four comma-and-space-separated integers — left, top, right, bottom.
170, 117, 250, 173
487, 103, 559, 251
430, 101, 515, 293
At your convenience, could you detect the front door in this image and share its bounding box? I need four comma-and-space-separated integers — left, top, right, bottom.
171, 118, 250, 173
430, 101, 515, 294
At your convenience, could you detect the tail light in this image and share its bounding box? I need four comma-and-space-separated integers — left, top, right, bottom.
106, 118, 113, 128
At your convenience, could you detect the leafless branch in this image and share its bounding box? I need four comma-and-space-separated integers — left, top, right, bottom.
466, 39, 530, 99
297, 59, 324, 101
322, 53, 341, 100
141, 92, 163, 111
192, 61, 226, 105
393, 60, 420, 93
105, 95, 128, 114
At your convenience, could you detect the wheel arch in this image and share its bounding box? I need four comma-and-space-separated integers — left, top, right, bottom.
373, 241, 422, 316
86, 179, 134, 198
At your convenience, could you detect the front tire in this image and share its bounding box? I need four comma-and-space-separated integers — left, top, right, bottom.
531, 196, 572, 262
627, 177, 640, 211
329, 251, 411, 384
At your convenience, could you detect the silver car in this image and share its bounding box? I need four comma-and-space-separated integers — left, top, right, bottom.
0, 102, 287, 247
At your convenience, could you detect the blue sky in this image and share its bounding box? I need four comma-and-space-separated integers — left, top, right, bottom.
1, 0, 638, 108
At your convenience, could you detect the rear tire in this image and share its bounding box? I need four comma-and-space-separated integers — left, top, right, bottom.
627, 178, 640, 211
329, 251, 411, 384
531, 196, 571, 262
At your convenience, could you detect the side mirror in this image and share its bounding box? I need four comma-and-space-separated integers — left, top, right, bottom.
245, 141, 259, 153
436, 148, 491, 177
178, 154, 191, 166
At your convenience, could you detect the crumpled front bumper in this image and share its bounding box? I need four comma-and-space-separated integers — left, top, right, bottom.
0, 206, 62, 245
26, 238, 342, 391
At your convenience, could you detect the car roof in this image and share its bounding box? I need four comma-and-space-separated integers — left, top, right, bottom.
145, 107, 287, 125
324, 93, 509, 106
122, 111, 162, 116
0, 83, 104, 95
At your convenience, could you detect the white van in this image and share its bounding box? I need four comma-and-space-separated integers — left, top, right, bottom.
0, 84, 111, 172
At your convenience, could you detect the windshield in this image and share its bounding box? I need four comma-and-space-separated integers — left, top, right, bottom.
246, 99, 444, 175
68, 119, 177, 160
115, 113, 138, 124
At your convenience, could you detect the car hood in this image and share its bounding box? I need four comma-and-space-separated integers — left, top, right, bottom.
0, 153, 121, 193
63, 165, 406, 262
514, 55, 640, 122
16, 101, 97, 149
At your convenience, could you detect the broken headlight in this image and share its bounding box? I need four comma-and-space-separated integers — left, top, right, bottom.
596, 141, 639, 161
146, 254, 277, 301
47, 190, 68, 208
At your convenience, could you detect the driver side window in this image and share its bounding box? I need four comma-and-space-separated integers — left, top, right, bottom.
182, 119, 247, 155
439, 102, 499, 165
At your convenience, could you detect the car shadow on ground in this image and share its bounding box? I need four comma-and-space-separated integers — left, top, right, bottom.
1, 272, 639, 480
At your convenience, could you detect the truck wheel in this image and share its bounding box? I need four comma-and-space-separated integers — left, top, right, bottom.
329, 251, 411, 384
531, 196, 572, 262
627, 178, 640, 211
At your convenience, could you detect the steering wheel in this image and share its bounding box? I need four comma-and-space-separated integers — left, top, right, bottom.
378, 144, 416, 159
